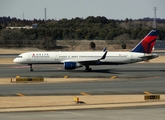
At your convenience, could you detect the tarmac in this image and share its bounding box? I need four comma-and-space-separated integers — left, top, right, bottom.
0, 95, 165, 112
1, 77, 165, 112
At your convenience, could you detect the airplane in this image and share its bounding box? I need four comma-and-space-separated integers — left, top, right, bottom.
13, 29, 159, 72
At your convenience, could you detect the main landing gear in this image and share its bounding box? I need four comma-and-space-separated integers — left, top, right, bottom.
28, 64, 33, 71
85, 65, 92, 72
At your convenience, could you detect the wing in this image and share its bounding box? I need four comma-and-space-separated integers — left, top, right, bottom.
61, 51, 107, 65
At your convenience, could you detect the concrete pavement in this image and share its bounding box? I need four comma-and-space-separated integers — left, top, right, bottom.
0, 95, 165, 112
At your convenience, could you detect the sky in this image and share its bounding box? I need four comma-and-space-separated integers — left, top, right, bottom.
0, 0, 165, 20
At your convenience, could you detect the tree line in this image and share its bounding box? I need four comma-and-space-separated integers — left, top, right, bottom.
0, 16, 165, 50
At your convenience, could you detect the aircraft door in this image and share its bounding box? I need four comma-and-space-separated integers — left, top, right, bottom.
130, 54, 134, 63
130, 54, 140, 63
55, 54, 59, 62
27, 54, 31, 61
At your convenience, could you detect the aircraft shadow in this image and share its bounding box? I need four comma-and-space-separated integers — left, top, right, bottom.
31, 68, 165, 74
33, 69, 117, 73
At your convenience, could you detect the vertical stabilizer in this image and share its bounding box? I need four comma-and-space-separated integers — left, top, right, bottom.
131, 30, 159, 53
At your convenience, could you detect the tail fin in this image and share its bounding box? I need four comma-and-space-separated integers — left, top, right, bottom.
131, 30, 159, 53
102, 47, 106, 52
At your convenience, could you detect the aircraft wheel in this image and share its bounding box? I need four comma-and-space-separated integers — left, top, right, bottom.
87, 68, 92, 72
29, 64, 33, 72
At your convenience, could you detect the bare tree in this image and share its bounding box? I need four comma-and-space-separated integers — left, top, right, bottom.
66, 40, 79, 50
12, 29, 25, 47
113, 33, 130, 49
41, 36, 57, 50
0, 29, 25, 47
0, 29, 12, 47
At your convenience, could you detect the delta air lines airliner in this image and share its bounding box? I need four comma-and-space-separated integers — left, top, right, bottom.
13, 30, 159, 72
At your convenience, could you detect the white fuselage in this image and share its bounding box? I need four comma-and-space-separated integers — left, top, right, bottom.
13, 51, 158, 65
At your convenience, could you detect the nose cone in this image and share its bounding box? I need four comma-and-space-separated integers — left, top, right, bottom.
13, 58, 21, 63
13, 58, 19, 63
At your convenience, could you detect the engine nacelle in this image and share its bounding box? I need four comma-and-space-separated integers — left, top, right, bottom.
64, 62, 82, 70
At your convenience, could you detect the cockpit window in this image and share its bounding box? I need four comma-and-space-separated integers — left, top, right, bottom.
17, 56, 22, 58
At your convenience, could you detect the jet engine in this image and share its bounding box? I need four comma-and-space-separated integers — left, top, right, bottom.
64, 62, 83, 70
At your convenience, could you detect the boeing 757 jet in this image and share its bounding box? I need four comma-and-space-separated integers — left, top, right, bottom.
14, 30, 159, 72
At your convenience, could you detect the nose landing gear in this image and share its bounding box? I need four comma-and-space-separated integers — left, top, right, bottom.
28, 64, 33, 71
